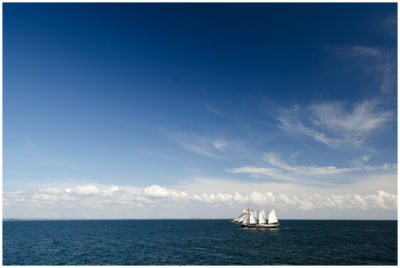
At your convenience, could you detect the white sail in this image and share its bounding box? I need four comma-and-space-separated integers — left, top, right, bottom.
258, 210, 266, 224
249, 211, 257, 224
242, 213, 250, 225
237, 213, 246, 223
268, 209, 278, 224
233, 213, 244, 222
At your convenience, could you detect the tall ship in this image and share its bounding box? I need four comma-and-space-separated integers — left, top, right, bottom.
232, 207, 279, 228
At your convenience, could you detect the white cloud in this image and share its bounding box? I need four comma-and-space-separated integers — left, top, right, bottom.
75, 185, 99, 195
277, 44, 395, 148
213, 140, 228, 151
331, 45, 395, 94
144, 185, 188, 200
227, 166, 300, 183
310, 100, 392, 134
179, 140, 223, 159
4, 176, 397, 220
228, 166, 277, 177
263, 152, 354, 176
38, 187, 64, 194
364, 190, 397, 209
361, 155, 371, 162
144, 185, 170, 197
278, 99, 393, 148
163, 130, 243, 159
347, 46, 381, 57
351, 194, 368, 209
228, 152, 396, 187
277, 106, 345, 147
204, 101, 226, 117
165, 131, 225, 159
380, 60, 395, 94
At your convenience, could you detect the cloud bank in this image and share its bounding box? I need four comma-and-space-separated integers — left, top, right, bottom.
4, 182, 397, 219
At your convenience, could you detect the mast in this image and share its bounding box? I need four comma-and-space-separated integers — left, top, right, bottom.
256, 202, 259, 226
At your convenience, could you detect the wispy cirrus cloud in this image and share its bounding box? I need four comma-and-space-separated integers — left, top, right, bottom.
177, 138, 224, 159
163, 130, 245, 159
227, 152, 396, 186
277, 99, 394, 148
379, 59, 396, 94
263, 152, 355, 176
337, 45, 382, 57
213, 140, 228, 151
164, 131, 226, 159
204, 101, 226, 117
310, 100, 393, 134
281, 44, 395, 148
227, 166, 294, 182
330, 45, 396, 94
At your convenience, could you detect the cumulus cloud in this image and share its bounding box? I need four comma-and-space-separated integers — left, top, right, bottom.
144, 185, 188, 199
144, 185, 171, 197
75, 185, 100, 195
4, 183, 397, 216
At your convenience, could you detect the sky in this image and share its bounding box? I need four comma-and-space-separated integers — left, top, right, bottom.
3, 3, 398, 219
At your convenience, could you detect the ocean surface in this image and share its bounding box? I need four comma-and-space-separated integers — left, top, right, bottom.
3, 219, 397, 265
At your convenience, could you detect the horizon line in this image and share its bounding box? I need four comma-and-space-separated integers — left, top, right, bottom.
3, 218, 397, 221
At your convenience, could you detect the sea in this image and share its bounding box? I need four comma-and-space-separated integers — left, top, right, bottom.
3, 219, 397, 265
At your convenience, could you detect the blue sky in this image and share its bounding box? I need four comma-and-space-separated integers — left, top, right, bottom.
3, 3, 397, 219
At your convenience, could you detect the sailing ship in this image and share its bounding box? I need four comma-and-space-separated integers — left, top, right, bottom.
232, 207, 279, 228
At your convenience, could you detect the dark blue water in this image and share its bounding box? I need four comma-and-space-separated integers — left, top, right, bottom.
3, 219, 397, 265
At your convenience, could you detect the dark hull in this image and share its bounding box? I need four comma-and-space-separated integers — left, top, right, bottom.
240, 223, 279, 229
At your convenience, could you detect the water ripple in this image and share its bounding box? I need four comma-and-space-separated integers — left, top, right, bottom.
3, 219, 397, 265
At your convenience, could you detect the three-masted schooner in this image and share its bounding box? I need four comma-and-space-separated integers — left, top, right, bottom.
232, 207, 279, 228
